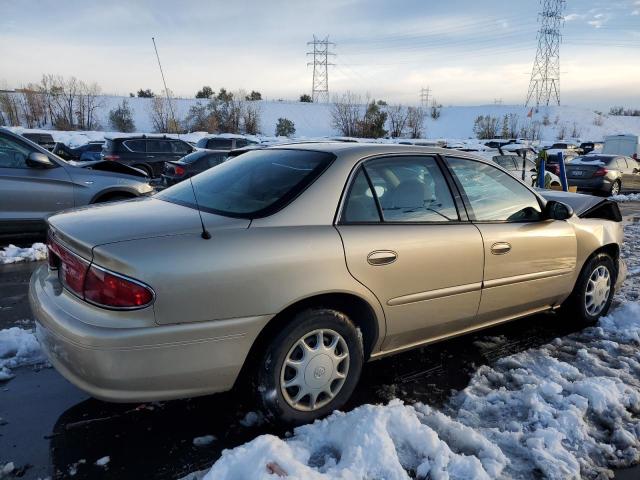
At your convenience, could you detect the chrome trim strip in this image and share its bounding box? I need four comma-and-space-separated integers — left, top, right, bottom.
387, 282, 482, 306
483, 268, 574, 289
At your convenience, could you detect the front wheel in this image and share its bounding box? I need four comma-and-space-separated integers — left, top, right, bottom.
256, 308, 364, 425
561, 253, 616, 326
610, 180, 621, 196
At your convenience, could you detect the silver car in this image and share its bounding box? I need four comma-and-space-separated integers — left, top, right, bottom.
0, 128, 154, 235
30, 143, 626, 424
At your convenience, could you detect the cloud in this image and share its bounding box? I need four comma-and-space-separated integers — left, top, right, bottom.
564, 13, 585, 21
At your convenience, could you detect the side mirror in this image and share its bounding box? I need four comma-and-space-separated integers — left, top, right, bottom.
545, 200, 573, 220
26, 152, 55, 168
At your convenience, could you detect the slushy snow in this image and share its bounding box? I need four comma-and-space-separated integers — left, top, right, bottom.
203, 221, 640, 479
0, 327, 48, 380
612, 193, 640, 203
0, 243, 47, 265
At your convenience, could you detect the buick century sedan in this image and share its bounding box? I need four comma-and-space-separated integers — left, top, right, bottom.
30, 143, 626, 424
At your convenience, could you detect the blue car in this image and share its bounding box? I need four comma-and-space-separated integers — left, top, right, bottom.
52, 141, 105, 162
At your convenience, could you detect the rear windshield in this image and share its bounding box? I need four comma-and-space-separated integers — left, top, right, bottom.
157, 149, 334, 218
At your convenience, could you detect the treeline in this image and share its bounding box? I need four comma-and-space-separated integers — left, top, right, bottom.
330, 91, 441, 139
609, 106, 640, 117
472, 113, 583, 141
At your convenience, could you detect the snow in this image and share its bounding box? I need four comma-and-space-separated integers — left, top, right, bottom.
201, 221, 640, 479
239, 411, 264, 428
95, 456, 110, 467
0, 327, 48, 380
5, 100, 640, 143
193, 435, 216, 447
612, 193, 640, 203
0, 243, 47, 265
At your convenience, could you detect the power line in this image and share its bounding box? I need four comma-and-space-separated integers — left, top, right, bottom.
525, 0, 566, 108
307, 35, 335, 103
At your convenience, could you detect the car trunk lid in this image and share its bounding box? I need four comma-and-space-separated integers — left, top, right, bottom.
565, 164, 602, 179
47, 197, 250, 260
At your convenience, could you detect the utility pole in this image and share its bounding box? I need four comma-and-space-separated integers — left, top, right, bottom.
525, 0, 566, 108
151, 37, 176, 124
307, 36, 335, 103
420, 87, 431, 107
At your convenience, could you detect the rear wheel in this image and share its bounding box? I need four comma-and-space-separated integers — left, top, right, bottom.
561, 253, 616, 326
256, 308, 364, 425
610, 180, 621, 196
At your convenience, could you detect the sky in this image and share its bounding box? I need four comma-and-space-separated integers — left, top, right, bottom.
0, 0, 639, 109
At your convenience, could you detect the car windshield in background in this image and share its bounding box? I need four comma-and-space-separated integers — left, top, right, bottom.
157, 149, 334, 218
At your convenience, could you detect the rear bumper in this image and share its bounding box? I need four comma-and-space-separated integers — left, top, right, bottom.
567, 177, 609, 192
29, 265, 270, 402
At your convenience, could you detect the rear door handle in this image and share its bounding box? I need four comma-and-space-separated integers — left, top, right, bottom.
491, 242, 512, 255
367, 250, 398, 266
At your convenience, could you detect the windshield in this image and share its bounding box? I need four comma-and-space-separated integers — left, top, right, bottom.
157, 149, 334, 218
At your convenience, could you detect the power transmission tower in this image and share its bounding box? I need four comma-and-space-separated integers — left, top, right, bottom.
307, 36, 335, 103
420, 87, 431, 107
525, 0, 566, 108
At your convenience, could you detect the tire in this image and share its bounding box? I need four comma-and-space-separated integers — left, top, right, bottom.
561, 253, 616, 326
610, 180, 621, 196
256, 308, 364, 425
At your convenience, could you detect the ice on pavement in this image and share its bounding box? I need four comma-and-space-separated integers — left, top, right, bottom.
612, 193, 640, 203
95, 456, 110, 467
0, 243, 47, 265
193, 435, 216, 447
204, 222, 640, 479
0, 327, 48, 380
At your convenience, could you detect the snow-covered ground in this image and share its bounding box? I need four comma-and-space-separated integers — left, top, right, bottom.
198, 221, 640, 480
4, 97, 640, 142
0, 326, 48, 380
0, 243, 47, 265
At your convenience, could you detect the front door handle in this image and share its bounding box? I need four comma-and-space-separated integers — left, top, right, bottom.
367, 250, 398, 266
491, 242, 512, 255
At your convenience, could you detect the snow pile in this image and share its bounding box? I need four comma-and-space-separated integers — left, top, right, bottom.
0, 327, 47, 380
0, 243, 47, 264
203, 221, 640, 479
612, 193, 640, 203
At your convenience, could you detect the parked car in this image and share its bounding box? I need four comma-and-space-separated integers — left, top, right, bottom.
31, 143, 625, 425
602, 134, 639, 161
481, 152, 562, 188
162, 150, 228, 186
483, 139, 515, 149
0, 127, 153, 235
53, 141, 105, 162
195, 135, 258, 151
544, 149, 579, 175
21, 132, 56, 151
566, 155, 640, 196
101, 135, 195, 178
579, 142, 602, 155
544, 142, 579, 151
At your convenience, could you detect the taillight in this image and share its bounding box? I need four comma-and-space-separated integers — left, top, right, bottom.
594, 167, 608, 177
174, 165, 185, 176
47, 234, 153, 309
103, 154, 120, 161
84, 266, 154, 309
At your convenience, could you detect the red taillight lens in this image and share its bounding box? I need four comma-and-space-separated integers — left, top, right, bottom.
594, 167, 608, 177
84, 266, 154, 309
174, 165, 185, 176
47, 237, 89, 297
103, 154, 120, 161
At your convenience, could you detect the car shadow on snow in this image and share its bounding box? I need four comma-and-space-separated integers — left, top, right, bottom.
47, 311, 582, 479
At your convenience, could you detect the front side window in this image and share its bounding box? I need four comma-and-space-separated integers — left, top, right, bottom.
147, 140, 172, 153
207, 138, 233, 149
342, 156, 459, 223
157, 149, 334, 218
172, 141, 191, 154
446, 157, 543, 222
0, 134, 32, 168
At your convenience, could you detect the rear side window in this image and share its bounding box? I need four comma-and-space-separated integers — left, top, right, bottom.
615, 158, 628, 169
207, 138, 233, 149
147, 140, 172, 153
446, 157, 542, 222
493, 156, 517, 170
157, 149, 334, 218
123, 140, 146, 153
206, 153, 227, 167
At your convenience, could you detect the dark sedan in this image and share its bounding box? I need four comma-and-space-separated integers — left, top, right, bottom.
162, 150, 228, 186
566, 155, 640, 196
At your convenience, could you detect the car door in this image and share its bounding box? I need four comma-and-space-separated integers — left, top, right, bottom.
445, 156, 577, 323
336, 155, 485, 352
627, 157, 640, 190
0, 132, 74, 231
145, 139, 174, 176
616, 157, 634, 192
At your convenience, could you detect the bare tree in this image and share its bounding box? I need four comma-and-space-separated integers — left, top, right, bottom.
331, 92, 361, 137
16, 84, 47, 128
242, 100, 261, 135
76, 82, 104, 130
0, 92, 21, 126
149, 90, 180, 133
387, 104, 409, 138
406, 106, 425, 138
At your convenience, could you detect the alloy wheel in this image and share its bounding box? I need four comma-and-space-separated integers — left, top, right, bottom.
585, 265, 611, 316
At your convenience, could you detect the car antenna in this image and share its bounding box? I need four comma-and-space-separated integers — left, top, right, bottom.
189, 177, 211, 239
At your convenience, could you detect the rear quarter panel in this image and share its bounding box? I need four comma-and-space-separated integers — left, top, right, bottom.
92, 225, 387, 349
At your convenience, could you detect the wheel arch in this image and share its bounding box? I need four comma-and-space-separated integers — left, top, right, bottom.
90, 188, 139, 204
235, 291, 381, 390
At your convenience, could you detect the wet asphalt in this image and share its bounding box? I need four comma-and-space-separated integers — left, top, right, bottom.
1, 203, 640, 479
